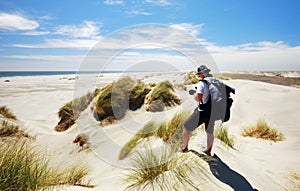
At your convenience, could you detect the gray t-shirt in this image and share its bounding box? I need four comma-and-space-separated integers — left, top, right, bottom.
196, 80, 209, 104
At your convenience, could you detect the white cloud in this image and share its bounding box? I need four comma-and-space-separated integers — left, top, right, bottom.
170, 23, 203, 37
21, 31, 50, 36
0, 13, 39, 30
104, 0, 124, 5
12, 38, 100, 49
55, 21, 101, 38
128, 10, 152, 15
145, 0, 171, 6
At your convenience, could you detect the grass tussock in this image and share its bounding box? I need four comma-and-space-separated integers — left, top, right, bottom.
123, 145, 207, 191
0, 106, 17, 120
215, 125, 234, 148
73, 133, 91, 150
0, 120, 30, 138
242, 119, 284, 142
119, 111, 190, 160
94, 77, 150, 122
119, 121, 156, 160
286, 172, 300, 191
55, 91, 94, 132
145, 81, 181, 112
184, 71, 200, 85
0, 140, 93, 191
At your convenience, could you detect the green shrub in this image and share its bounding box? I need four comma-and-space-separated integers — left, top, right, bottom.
0, 106, 17, 120
184, 71, 199, 85
242, 119, 284, 142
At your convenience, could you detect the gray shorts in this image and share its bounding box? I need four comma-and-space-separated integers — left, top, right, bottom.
184, 108, 214, 134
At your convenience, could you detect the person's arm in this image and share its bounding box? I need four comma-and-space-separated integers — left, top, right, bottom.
194, 93, 203, 102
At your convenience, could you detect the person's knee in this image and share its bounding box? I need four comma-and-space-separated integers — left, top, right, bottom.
183, 127, 190, 135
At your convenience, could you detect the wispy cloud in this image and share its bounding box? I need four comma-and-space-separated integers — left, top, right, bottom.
21, 31, 50, 36
104, 0, 124, 5
55, 21, 101, 39
127, 10, 152, 16
145, 0, 171, 6
0, 13, 39, 31
170, 23, 203, 37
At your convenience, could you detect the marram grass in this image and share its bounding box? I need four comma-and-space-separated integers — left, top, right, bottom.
215, 125, 234, 148
242, 119, 284, 142
0, 105, 17, 120
0, 140, 93, 191
123, 145, 208, 191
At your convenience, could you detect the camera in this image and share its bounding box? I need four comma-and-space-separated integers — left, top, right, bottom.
188, 87, 197, 95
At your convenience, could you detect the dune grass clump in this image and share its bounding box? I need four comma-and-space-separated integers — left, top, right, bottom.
287, 172, 300, 191
124, 145, 206, 191
94, 77, 151, 122
0, 141, 93, 191
0, 106, 17, 120
215, 125, 234, 148
155, 111, 190, 144
0, 120, 30, 138
184, 71, 199, 85
73, 133, 91, 150
145, 81, 181, 111
242, 119, 284, 142
119, 112, 190, 160
55, 91, 94, 132
119, 121, 156, 160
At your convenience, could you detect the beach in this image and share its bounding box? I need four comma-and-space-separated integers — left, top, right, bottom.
0, 71, 300, 191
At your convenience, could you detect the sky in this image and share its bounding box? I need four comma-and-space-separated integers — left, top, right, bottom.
0, 0, 299, 71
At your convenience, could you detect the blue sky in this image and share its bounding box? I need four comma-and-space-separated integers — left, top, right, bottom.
0, 0, 299, 71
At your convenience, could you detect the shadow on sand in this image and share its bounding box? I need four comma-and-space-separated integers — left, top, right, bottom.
189, 150, 258, 191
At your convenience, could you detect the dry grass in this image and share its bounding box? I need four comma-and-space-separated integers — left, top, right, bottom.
94, 77, 150, 122
123, 145, 207, 191
0, 106, 17, 120
119, 121, 156, 160
145, 80, 181, 109
119, 111, 190, 160
0, 120, 30, 138
286, 172, 300, 191
184, 71, 200, 85
242, 119, 284, 142
215, 125, 234, 148
55, 91, 94, 132
0, 140, 93, 191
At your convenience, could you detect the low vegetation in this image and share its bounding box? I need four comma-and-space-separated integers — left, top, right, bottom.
0, 140, 93, 191
55, 91, 94, 132
287, 172, 300, 191
119, 111, 190, 160
73, 133, 91, 150
124, 145, 207, 191
94, 77, 150, 122
215, 125, 234, 148
145, 80, 181, 112
0, 105, 17, 120
184, 71, 199, 85
0, 120, 30, 138
242, 119, 284, 142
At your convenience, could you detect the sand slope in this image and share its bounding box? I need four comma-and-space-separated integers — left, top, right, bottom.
0, 73, 299, 191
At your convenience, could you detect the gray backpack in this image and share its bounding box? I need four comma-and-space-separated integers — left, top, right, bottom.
201, 77, 235, 122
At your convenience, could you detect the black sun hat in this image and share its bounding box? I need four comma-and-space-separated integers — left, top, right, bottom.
197, 65, 211, 74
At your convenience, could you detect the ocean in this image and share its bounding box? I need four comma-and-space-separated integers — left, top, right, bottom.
0, 71, 122, 78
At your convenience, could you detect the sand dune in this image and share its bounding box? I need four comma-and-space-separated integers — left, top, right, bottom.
0, 72, 299, 191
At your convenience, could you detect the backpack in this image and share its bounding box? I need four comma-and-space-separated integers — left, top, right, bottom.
201, 77, 235, 122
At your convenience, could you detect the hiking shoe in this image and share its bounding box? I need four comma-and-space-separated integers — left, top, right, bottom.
181, 147, 189, 153
201, 150, 211, 156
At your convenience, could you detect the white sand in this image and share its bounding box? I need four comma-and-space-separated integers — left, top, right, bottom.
0, 72, 299, 191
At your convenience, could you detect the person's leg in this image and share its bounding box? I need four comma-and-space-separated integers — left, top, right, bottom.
204, 133, 214, 156
204, 120, 215, 156
182, 108, 200, 151
182, 127, 190, 150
